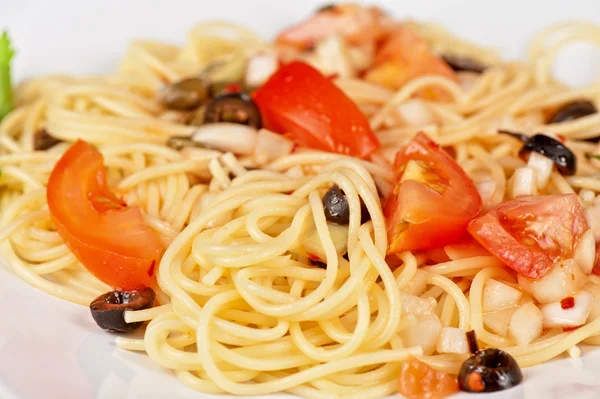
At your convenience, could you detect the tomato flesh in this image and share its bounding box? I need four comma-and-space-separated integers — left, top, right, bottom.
397, 360, 459, 399
47, 140, 164, 289
468, 194, 588, 279
253, 61, 379, 158
384, 132, 482, 254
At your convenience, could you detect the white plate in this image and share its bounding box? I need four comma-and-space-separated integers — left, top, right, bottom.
3, 1, 600, 398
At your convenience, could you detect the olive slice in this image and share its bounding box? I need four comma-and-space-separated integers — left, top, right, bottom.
159, 78, 210, 110
203, 92, 262, 129
548, 100, 597, 124
441, 54, 487, 74
89, 287, 155, 333
322, 185, 371, 225
519, 134, 576, 175
34, 129, 62, 151
458, 330, 523, 393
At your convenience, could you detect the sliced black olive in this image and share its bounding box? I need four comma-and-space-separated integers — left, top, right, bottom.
548, 100, 597, 124
159, 78, 209, 110
497, 129, 529, 143
310, 258, 328, 269
203, 92, 262, 129
322, 185, 371, 225
90, 287, 155, 333
519, 134, 576, 175
458, 330, 523, 393
33, 129, 62, 151
441, 54, 487, 74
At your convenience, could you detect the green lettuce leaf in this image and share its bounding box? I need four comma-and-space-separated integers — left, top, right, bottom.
0, 31, 15, 121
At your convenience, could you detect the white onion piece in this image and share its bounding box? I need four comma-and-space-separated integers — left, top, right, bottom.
191, 123, 257, 155
401, 294, 437, 315
579, 189, 596, 206
395, 100, 434, 127
245, 51, 278, 88
573, 229, 596, 274
253, 129, 295, 164
584, 205, 600, 242
445, 242, 489, 260
526, 152, 554, 189
483, 307, 517, 336
284, 166, 304, 179
482, 279, 522, 312
518, 259, 588, 304
509, 167, 537, 198
476, 180, 497, 210
348, 45, 373, 71
509, 302, 543, 346
436, 327, 469, 354
400, 314, 442, 356
402, 269, 428, 296
540, 290, 592, 328
302, 223, 348, 259
314, 35, 355, 78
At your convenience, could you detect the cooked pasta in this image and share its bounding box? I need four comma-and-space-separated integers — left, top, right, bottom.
2, 4, 600, 398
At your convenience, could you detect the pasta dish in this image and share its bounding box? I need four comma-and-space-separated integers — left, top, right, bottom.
2, 4, 600, 398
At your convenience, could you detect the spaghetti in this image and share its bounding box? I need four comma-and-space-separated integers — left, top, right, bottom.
2, 5, 600, 398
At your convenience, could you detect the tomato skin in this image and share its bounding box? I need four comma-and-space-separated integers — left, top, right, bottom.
397, 360, 459, 399
385, 132, 482, 254
47, 140, 164, 290
253, 61, 379, 158
468, 194, 588, 279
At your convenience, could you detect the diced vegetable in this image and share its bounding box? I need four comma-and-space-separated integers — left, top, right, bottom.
403, 269, 429, 296
401, 294, 437, 315
301, 223, 348, 260
509, 167, 537, 198
0, 31, 15, 121
253, 129, 295, 164
398, 360, 459, 399
517, 259, 587, 303
526, 152, 554, 189
509, 303, 543, 346
482, 279, 522, 312
573, 229, 596, 274
540, 290, 592, 328
483, 307, 517, 337
245, 51, 278, 88
191, 123, 258, 154
436, 327, 469, 354
400, 314, 442, 356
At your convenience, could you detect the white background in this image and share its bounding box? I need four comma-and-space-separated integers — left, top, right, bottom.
2, 1, 600, 398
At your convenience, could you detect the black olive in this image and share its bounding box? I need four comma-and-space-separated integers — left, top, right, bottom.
159, 78, 209, 110
458, 330, 522, 393
90, 287, 155, 333
441, 54, 487, 74
33, 129, 62, 151
548, 100, 597, 124
322, 185, 371, 225
519, 134, 576, 175
497, 129, 529, 143
203, 92, 262, 129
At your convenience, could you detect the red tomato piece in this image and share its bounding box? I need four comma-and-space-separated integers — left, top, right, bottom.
384, 132, 482, 254
253, 61, 380, 158
47, 140, 164, 290
468, 194, 588, 279
397, 360, 459, 399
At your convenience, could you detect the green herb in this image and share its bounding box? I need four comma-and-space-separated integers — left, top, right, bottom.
586, 153, 600, 160
0, 31, 15, 121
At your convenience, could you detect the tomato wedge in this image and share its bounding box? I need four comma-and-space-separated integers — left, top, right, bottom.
384, 132, 482, 254
397, 360, 459, 399
253, 61, 380, 158
47, 140, 163, 289
468, 194, 588, 279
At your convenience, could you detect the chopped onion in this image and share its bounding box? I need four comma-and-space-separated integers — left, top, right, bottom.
540, 290, 592, 328
245, 51, 278, 88
476, 180, 497, 210
518, 259, 587, 304
401, 294, 437, 315
284, 166, 304, 179
573, 229, 596, 274
191, 123, 257, 155
482, 279, 522, 312
436, 327, 469, 354
403, 269, 428, 296
584, 205, 600, 242
400, 314, 442, 356
314, 35, 355, 79
348, 45, 373, 71
253, 129, 295, 164
483, 307, 517, 336
395, 100, 435, 127
509, 167, 537, 198
509, 302, 543, 346
302, 223, 348, 259
445, 242, 489, 260
527, 152, 554, 189
579, 189, 596, 206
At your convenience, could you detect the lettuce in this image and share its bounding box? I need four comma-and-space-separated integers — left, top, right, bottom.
0, 31, 15, 121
